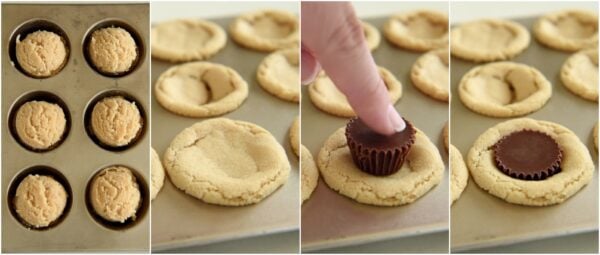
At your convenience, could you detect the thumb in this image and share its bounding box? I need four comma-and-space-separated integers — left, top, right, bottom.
302, 2, 405, 135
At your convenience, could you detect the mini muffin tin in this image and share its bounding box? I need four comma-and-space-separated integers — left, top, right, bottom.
300, 16, 449, 252
150, 16, 299, 251
450, 17, 598, 252
2, 4, 149, 252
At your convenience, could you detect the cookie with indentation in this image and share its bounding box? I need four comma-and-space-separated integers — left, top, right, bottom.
15, 101, 66, 150
318, 125, 444, 206
155, 61, 248, 117
301, 145, 318, 203
450, 145, 468, 205
163, 118, 290, 206
308, 66, 402, 117
151, 148, 165, 200
411, 48, 449, 101
257, 48, 299, 102
14, 175, 67, 228
451, 19, 530, 62
383, 10, 448, 51
467, 118, 594, 206
533, 10, 598, 52
458, 61, 551, 117
362, 21, 381, 51
230, 9, 298, 52
561, 49, 598, 102
16, 30, 68, 78
152, 19, 227, 62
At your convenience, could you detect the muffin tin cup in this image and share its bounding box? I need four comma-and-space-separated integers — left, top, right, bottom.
2, 4, 150, 252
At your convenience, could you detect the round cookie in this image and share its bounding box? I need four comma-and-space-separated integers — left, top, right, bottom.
91, 96, 142, 147
229, 10, 299, 52
90, 166, 141, 222
458, 61, 552, 117
450, 145, 468, 205
308, 66, 402, 117
163, 118, 290, 206
451, 19, 530, 62
16, 30, 68, 78
151, 148, 165, 200
88, 27, 138, 75
383, 10, 448, 51
155, 61, 248, 118
467, 118, 594, 206
362, 21, 381, 51
14, 175, 67, 228
301, 145, 318, 203
560, 49, 598, 102
411, 48, 449, 101
289, 116, 299, 157
533, 10, 598, 52
257, 48, 299, 102
15, 101, 66, 150
152, 19, 227, 62
318, 125, 444, 206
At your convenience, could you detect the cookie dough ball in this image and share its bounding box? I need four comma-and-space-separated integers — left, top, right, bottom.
151, 148, 165, 200
16, 30, 68, 78
534, 10, 598, 52
15, 101, 67, 150
88, 27, 138, 75
91, 96, 142, 147
451, 19, 530, 62
90, 166, 141, 223
14, 175, 67, 228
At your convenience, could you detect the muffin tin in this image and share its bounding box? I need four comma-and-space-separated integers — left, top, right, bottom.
2, 4, 149, 252
450, 17, 598, 252
300, 16, 449, 251
150, 16, 299, 250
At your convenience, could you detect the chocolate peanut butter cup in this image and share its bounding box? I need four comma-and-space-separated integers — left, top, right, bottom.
493, 130, 562, 180
345, 117, 416, 176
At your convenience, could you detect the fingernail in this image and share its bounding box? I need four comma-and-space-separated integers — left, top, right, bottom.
301, 66, 319, 85
387, 104, 406, 132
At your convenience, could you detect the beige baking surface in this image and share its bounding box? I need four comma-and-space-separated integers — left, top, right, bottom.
1, 4, 150, 252
150, 17, 300, 251
300, 17, 449, 252
450, 17, 599, 252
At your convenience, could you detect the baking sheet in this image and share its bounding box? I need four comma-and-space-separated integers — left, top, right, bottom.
150, 17, 300, 251
1, 4, 150, 252
450, 17, 599, 252
300, 17, 449, 252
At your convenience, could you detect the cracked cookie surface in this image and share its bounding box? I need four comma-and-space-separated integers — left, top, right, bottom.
458, 61, 552, 117
16, 30, 68, 78
317, 125, 444, 206
467, 118, 594, 206
15, 101, 66, 150
164, 118, 290, 206
155, 61, 248, 117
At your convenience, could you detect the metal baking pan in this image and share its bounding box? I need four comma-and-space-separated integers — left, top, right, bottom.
150, 17, 300, 251
300, 17, 449, 252
450, 17, 599, 252
1, 3, 150, 252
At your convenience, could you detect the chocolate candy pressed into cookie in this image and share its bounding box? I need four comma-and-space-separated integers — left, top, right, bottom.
493, 130, 562, 180
345, 117, 416, 176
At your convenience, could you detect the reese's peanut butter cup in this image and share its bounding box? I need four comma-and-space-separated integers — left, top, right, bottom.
345, 117, 416, 176
493, 130, 562, 180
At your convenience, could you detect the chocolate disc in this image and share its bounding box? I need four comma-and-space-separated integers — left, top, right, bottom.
493, 130, 562, 180
345, 117, 416, 176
